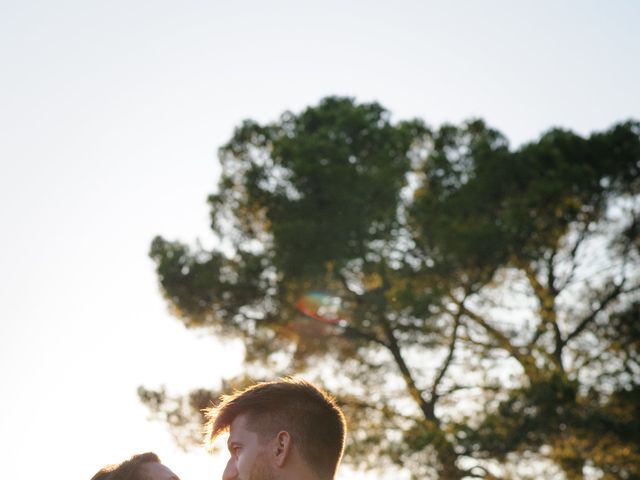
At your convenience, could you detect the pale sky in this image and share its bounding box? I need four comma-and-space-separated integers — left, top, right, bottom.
0, 1, 638, 479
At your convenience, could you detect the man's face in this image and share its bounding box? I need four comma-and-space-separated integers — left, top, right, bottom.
138, 462, 181, 480
222, 414, 276, 480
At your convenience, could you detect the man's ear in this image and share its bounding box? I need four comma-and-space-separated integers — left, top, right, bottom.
272, 430, 292, 467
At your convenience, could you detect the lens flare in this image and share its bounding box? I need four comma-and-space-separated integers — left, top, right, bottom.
295, 291, 342, 324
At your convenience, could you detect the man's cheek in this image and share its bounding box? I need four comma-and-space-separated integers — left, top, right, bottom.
236, 453, 248, 474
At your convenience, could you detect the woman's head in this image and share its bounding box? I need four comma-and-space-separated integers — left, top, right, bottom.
90, 452, 180, 480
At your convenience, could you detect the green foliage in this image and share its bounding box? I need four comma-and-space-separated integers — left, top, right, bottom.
142, 97, 640, 479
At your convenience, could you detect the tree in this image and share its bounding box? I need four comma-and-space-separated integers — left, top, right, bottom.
141, 97, 640, 479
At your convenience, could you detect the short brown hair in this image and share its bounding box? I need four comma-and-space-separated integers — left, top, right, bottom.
205, 377, 346, 479
90, 452, 160, 480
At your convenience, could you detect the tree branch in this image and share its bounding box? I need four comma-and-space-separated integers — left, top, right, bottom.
569, 342, 613, 374
562, 281, 625, 347
339, 323, 391, 349
437, 384, 502, 397
337, 396, 421, 423
379, 313, 434, 420
516, 257, 566, 369
429, 301, 464, 404
556, 221, 591, 292
454, 301, 539, 379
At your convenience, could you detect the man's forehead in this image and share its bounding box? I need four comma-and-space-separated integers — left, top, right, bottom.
228, 413, 252, 442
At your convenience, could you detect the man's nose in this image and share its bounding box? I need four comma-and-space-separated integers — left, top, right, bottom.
222, 458, 237, 480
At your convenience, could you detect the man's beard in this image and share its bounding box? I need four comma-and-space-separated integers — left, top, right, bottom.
248, 451, 277, 480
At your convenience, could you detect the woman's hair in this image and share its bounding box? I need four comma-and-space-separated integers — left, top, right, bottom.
90, 452, 160, 480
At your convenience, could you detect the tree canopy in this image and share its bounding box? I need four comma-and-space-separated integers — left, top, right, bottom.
141, 97, 640, 479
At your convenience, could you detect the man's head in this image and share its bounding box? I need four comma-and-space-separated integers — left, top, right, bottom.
205, 377, 347, 480
90, 452, 180, 480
